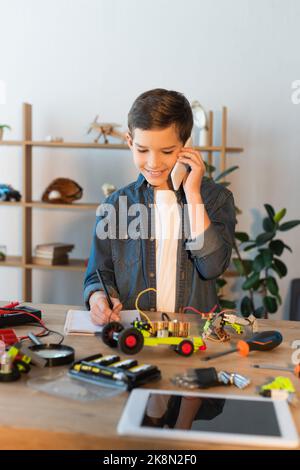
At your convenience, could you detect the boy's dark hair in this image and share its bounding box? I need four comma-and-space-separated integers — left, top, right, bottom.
128, 88, 193, 144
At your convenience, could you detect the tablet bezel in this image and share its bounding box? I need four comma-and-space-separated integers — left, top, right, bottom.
117, 389, 299, 449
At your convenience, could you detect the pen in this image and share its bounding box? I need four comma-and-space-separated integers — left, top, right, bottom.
96, 268, 114, 310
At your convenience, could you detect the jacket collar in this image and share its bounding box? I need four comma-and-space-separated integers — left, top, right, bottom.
134, 172, 186, 203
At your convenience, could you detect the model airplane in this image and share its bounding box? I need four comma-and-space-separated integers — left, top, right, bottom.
87, 115, 126, 144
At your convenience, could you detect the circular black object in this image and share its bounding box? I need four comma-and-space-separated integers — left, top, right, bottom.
28, 344, 75, 367
0, 366, 20, 382
102, 322, 124, 348
176, 339, 194, 357
118, 327, 144, 355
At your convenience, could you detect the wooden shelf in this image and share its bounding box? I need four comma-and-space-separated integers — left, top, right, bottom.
24, 141, 129, 150
0, 201, 23, 207
22, 141, 243, 153
0, 256, 22, 267
25, 201, 99, 211
26, 258, 86, 272
0, 140, 23, 146
0, 256, 86, 271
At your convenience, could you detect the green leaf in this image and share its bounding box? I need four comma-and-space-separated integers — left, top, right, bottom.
279, 220, 300, 231
253, 250, 273, 272
216, 278, 227, 288
240, 296, 253, 316
263, 217, 276, 232
233, 258, 253, 276
283, 243, 292, 253
261, 249, 273, 268
204, 162, 216, 174
242, 272, 260, 290
266, 276, 279, 296
253, 254, 264, 272
243, 243, 257, 252
256, 232, 275, 246
235, 232, 250, 243
215, 165, 239, 182
263, 296, 278, 314
274, 208, 287, 223
253, 306, 265, 318
264, 204, 275, 220
218, 181, 231, 187
219, 299, 236, 309
272, 258, 288, 278
269, 240, 284, 256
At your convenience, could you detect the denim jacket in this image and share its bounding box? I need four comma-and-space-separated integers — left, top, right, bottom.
83, 173, 237, 313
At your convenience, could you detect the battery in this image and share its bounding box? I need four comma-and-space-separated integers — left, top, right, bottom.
69, 355, 161, 390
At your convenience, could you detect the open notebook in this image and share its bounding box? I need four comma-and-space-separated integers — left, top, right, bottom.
64, 309, 141, 336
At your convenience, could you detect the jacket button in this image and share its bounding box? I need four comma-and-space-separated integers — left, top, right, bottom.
149, 272, 155, 278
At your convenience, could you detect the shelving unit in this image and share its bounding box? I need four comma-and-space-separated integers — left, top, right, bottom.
0, 103, 243, 301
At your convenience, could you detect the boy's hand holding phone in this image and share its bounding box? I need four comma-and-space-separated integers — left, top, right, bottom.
177, 146, 206, 200
89, 291, 123, 325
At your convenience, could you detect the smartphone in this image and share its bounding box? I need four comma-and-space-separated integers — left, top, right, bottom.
170, 137, 192, 190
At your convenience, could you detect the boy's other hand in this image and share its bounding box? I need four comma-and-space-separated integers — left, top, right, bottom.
89, 291, 123, 325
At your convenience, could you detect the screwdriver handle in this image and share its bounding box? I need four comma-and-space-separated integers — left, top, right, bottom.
237, 331, 283, 357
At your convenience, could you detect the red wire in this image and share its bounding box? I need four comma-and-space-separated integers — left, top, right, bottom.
183, 304, 218, 316
0, 303, 48, 340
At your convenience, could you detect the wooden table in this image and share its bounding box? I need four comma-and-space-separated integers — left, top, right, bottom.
0, 301, 300, 450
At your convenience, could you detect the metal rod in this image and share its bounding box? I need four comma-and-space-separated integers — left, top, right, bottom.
202, 347, 238, 361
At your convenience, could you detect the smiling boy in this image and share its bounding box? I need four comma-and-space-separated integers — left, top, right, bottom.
84, 89, 237, 325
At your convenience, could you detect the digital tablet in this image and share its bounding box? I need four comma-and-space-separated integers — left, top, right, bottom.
117, 389, 299, 448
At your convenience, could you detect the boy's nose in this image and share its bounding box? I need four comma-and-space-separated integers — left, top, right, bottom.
147, 152, 161, 168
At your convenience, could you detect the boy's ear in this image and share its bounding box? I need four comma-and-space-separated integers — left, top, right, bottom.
126, 132, 133, 149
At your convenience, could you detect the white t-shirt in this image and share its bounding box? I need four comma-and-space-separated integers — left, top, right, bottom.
154, 190, 181, 312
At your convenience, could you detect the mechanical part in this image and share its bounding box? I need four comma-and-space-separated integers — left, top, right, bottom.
118, 327, 144, 355
102, 322, 124, 348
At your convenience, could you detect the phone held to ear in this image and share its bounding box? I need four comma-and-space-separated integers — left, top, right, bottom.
170, 137, 192, 191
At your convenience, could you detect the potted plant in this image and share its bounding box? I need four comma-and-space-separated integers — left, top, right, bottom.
0, 124, 11, 141
204, 163, 300, 318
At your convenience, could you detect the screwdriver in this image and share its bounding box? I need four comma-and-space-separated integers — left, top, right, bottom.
252, 364, 300, 377
202, 331, 283, 362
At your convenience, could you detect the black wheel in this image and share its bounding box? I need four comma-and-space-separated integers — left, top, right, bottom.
118, 327, 144, 355
102, 321, 124, 348
176, 339, 194, 357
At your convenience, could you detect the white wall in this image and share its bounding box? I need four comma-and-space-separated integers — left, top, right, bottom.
0, 0, 299, 317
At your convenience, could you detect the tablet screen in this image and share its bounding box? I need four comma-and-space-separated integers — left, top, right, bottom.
141, 393, 281, 437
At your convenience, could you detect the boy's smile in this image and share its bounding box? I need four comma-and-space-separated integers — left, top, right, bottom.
126, 125, 183, 190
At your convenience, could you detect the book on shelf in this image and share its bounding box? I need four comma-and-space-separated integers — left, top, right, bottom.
34, 243, 74, 256
32, 255, 69, 265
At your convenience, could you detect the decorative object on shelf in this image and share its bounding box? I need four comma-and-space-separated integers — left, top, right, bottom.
45, 136, 64, 142
102, 183, 117, 197
0, 245, 7, 261
0, 184, 21, 201
191, 101, 208, 147
42, 178, 83, 204
0, 124, 11, 141
87, 115, 126, 144
33, 242, 74, 266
